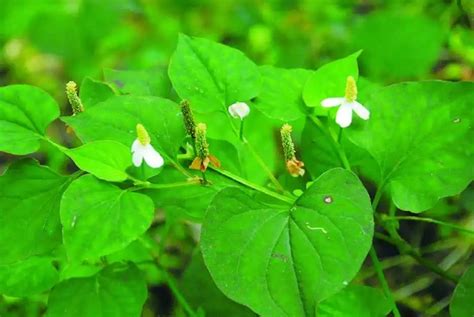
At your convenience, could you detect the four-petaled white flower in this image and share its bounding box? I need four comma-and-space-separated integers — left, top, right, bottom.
131, 124, 164, 168
321, 76, 370, 128
228, 102, 250, 119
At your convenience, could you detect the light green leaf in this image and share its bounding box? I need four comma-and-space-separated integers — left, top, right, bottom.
180, 251, 256, 317
104, 67, 171, 97
0, 159, 71, 265
201, 168, 374, 317
169, 34, 261, 113
253, 66, 312, 121
0, 85, 59, 154
66, 140, 131, 182
62, 95, 185, 159
0, 256, 59, 297
317, 285, 391, 317
60, 175, 154, 261
303, 51, 361, 110
79, 77, 115, 108
46, 263, 147, 317
348, 81, 474, 212
450, 266, 474, 317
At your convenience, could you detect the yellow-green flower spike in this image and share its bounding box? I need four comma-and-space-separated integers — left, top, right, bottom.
181, 100, 196, 139
344, 76, 357, 102
280, 123, 296, 161
65, 81, 84, 114
136, 123, 151, 145
195, 123, 210, 159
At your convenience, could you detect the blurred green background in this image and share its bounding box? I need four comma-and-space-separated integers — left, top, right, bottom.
0, 0, 473, 316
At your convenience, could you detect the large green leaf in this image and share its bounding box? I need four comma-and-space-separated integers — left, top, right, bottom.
253, 66, 312, 121
0, 159, 71, 265
348, 81, 474, 212
201, 168, 374, 317
0, 85, 59, 154
60, 175, 154, 261
62, 95, 185, 159
316, 285, 391, 317
180, 251, 256, 317
450, 266, 474, 317
104, 67, 171, 97
46, 263, 147, 317
303, 52, 360, 111
169, 34, 261, 113
65, 140, 131, 182
0, 256, 59, 297
79, 77, 115, 108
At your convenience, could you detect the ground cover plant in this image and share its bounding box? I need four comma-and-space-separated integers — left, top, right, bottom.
0, 1, 473, 316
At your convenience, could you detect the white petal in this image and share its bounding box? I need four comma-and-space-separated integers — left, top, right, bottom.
335, 102, 353, 128
132, 151, 144, 167
143, 144, 164, 168
131, 139, 141, 152
351, 101, 370, 120
321, 97, 345, 108
228, 102, 250, 119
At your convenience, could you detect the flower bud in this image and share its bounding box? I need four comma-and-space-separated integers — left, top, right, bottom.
65, 81, 84, 115
181, 100, 196, 138
228, 102, 250, 119
136, 123, 151, 145
280, 123, 305, 177
344, 76, 357, 102
189, 123, 220, 172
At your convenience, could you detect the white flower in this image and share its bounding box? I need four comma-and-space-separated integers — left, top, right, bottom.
131, 124, 164, 168
228, 102, 250, 119
321, 76, 370, 128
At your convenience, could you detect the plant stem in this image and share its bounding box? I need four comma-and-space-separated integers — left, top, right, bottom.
383, 216, 474, 236
369, 247, 402, 317
162, 270, 198, 317
211, 167, 295, 204
131, 180, 201, 191
239, 119, 245, 141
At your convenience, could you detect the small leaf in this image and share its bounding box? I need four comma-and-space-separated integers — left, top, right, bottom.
60, 175, 154, 261
79, 77, 115, 108
253, 66, 312, 121
169, 34, 261, 113
63, 95, 185, 159
66, 140, 131, 182
0, 256, 59, 297
317, 285, 391, 317
0, 85, 59, 154
348, 81, 474, 212
450, 265, 474, 317
201, 168, 374, 317
46, 263, 147, 317
303, 51, 361, 110
0, 159, 71, 265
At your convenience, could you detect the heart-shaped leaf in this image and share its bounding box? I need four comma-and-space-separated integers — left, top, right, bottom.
450, 265, 474, 317
60, 175, 154, 261
201, 168, 374, 317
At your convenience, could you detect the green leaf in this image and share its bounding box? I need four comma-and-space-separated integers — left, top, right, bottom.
316, 285, 391, 317
303, 51, 361, 110
201, 168, 374, 317
60, 175, 154, 261
0, 85, 59, 154
450, 266, 474, 317
79, 77, 115, 108
0, 159, 71, 264
65, 140, 131, 182
0, 256, 59, 297
169, 34, 261, 113
46, 263, 147, 317
353, 12, 445, 80
348, 81, 474, 212
62, 95, 185, 159
104, 68, 171, 97
180, 251, 256, 317
253, 66, 312, 121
